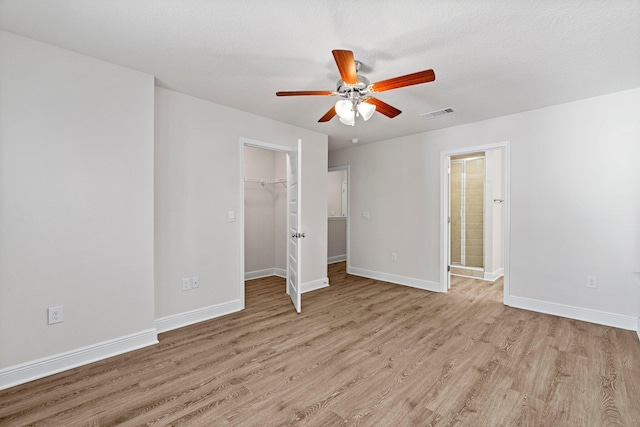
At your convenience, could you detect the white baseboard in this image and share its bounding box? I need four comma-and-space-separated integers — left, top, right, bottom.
348, 267, 442, 293
245, 270, 326, 293
301, 277, 329, 293
245, 268, 286, 280
637, 318, 640, 342
0, 328, 158, 391
484, 267, 504, 281
328, 255, 347, 264
506, 295, 638, 331
155, 299, 243, 334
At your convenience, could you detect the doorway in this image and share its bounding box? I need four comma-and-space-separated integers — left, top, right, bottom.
327, 165, 349, 268
243, 145, 287, 280
239, 138, 302, 312
449, 153, 486, 279
440, 142, 510, 302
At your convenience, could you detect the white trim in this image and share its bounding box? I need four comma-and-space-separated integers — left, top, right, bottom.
634, 273, 640, 341
483, 267, 504, 281
348, 267, 442, 293
301, 278, 329, 293
328, 254, 347, 264
451, 273, 490, 281
239, 140, 246, 310
245, 268, 274, 280
155, 300, 243, 334
240, 137, 292, 153
244, 268, 286, 280
0, 329, 158, 391
506, 295, 637, 331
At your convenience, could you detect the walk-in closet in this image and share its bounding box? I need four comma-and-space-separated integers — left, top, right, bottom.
244, 146, 287, 279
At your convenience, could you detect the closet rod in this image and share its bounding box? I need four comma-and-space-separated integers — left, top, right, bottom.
244, 177, 287, 187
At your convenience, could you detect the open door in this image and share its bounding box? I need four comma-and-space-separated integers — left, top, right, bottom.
287, 139, 303, 312
446, 156, 452, 290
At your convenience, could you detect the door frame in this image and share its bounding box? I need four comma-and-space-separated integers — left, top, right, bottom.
239, 137, 293, 309
440, 141, 511, 304
328, 165, 350, 270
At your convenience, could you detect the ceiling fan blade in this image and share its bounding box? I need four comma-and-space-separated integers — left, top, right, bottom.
364, 97, 402, 118
318, 107, 337, 122
370, 69, 435, 93
332, 50, 358, 85
276, 90, 334, 96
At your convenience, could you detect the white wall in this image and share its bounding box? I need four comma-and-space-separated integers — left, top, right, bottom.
327, 170, 346, 217
273, 152, 287, 271
330, 140, 436, 283
155, 87, 328, 323
299, 140, 330, 284
330, 88, 640, 323
328, 219, 347, 260
0, 31, 155, 375
244, 147, 286, 274
0, 30, 327, 388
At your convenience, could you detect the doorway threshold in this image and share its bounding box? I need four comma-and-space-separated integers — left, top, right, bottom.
450, 265, 484, 279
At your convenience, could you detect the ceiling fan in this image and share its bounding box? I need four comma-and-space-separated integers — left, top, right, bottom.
276, 49, 435, 126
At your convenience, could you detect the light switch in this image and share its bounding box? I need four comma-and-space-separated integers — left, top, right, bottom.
228, 211, 235, 222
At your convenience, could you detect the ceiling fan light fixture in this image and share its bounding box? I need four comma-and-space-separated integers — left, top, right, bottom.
339, 115, 355, 126
335, 99, 354, 119
357, 102, 376, 121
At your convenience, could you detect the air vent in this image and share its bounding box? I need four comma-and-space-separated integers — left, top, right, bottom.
420, 108, 454, 119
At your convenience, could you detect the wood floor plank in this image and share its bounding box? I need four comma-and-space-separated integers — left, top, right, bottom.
1, 263, 639, 426
478, 388, 544, 427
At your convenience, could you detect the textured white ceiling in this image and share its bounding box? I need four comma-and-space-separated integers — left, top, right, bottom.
1, 0, 639, 151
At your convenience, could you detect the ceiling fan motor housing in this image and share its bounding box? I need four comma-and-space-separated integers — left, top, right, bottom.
336, 75, 371, 101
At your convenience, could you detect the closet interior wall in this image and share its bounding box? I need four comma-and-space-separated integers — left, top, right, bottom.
244, 146, 287, 278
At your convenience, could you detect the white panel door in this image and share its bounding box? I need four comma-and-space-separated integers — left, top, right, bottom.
447, 156, 452, 290
287, 139, 302, 313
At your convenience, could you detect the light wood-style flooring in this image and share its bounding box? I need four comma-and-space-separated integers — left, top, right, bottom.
1, 262, 639, 426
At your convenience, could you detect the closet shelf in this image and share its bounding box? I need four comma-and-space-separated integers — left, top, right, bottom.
244, 177, 287, 187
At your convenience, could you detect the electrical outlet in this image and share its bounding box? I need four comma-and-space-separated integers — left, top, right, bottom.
182, 278, 191, 291
391, 252, 397, 261
48, 306, 63, 324
192, 276, 199, 288
586, 276, 597, 288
